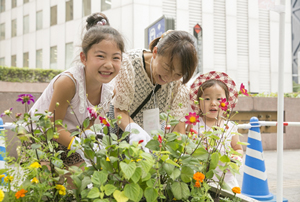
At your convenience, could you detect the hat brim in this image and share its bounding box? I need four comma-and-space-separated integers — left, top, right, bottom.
189, 71, 238, 112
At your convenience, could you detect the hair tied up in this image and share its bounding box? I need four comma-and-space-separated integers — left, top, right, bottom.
97, 19, 107, 26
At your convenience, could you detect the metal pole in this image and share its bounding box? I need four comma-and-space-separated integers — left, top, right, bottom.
277, 0, 285, 201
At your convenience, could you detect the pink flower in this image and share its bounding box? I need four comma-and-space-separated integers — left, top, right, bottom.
87, 107, 98, 119
219, 98, 229, 111
158, 135, 162, 144
16, 94, 35, 104
99, 116, 110, 127
185, 112, 200, 125
240, 83, 250, 96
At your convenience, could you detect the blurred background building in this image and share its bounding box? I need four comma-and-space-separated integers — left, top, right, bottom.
0, 0, 296, 93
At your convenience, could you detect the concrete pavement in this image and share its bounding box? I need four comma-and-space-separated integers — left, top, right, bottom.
236, 149, 300, 202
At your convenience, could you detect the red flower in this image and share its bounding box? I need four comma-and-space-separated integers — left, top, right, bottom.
158, 135, 162, 143
190, 128, 198, 135
219, 98, 229, 111
138, 140, 144, 144
87, 106, 98, 119
185, 112, 200, 125
240, 83, 250, 96
99, 116, 110, 127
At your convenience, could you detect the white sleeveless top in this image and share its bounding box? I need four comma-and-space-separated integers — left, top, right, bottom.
29, 65, 114, 132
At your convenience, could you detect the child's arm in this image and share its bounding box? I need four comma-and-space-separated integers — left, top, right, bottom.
231, 134, 244, 156
48, 75, 76, 147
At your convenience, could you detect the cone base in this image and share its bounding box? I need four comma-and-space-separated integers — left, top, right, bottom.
242, 192, 288, 202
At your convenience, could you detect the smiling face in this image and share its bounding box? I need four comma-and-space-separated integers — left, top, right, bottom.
80, 39, 122, 84
151, 47, 183, 85
199, 83, 227, 123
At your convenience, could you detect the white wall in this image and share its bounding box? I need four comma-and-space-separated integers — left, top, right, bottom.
0, 0, 293, 93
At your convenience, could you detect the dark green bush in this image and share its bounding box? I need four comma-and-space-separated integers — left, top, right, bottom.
0, 66, 63, 83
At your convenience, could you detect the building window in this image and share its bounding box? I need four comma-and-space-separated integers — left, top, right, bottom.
11, 55, 17, 67
23, 52, 29, 67
0, 23, 5, 40
23, 15, 29, 34
12, 0, 17, 8
82, 0, 91, 17
66, 0, 73, 22
0, 57, 4, 66
11, 19, 17, 37
0, 0, 5, 12
36, 10, 43, 30
65, 42, 73, 69
36, 49, 43, 68
24, 0, 29, 3
50, 46, 57, 69
101, 0, 111, 12
50, 5, 57, 26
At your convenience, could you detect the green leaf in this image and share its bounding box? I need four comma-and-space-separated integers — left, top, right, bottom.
159, 113, 167, 121
104, 184, 117, 196
144, 187, 158, 202
210, 152, 220, 170
92, 171, 108, 186
124, 183, 141, 202
145, 139, 160, 151
31, 143, 41, 150
93, 199, 110, 202
140, 159, 153, 174
120, 162, 136, 180
131, 167, 142, 183
110, 133, 118, 141
81, 176, 92, 192
169, 119, 179, 126
113, 190, 129, 202
83, 118, 90, 129
170, 168, 181, 180
120, 131, 130, 140
171, 182, 190, 200
165, 159, 180, 167
163, 163, 175, 176
180, 166, 194, 183
237, 141, 250, 145
206, 169, 214, 179
160, 155, 169, 162
46, 128, 54, 140
87, 187, 100, 199
220, 154, 230, 163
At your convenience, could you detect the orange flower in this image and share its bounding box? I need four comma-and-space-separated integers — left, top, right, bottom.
232, 187, 241, 194
193, 172, 205, 182
194, 180, 201, 188
15, 189, 28, 199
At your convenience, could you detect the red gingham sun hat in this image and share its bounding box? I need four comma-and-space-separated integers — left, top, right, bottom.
189, 71, 239, 112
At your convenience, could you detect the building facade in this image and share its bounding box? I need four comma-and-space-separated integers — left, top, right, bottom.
0, 0, 293, 93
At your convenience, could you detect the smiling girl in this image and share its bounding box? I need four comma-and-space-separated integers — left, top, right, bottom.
112, 30, 198, 149
29, 13, 124, 168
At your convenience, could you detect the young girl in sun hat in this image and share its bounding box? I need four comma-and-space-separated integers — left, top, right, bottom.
188, 71, 243, 189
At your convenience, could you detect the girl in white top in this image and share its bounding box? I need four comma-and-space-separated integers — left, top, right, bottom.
188, 71, 244, 188
29, 13, 124, 167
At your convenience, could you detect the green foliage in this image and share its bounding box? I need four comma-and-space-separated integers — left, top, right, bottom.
0, 66, 62, 83
0, 95, 244, 202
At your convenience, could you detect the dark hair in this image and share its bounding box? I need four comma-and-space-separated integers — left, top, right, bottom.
149, 31, 198, 84
197, 80, 229, 101
86, 12, 110, 30
82, 13, 124, 58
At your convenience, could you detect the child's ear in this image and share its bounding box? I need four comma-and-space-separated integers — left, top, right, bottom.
80, 52, 87, 65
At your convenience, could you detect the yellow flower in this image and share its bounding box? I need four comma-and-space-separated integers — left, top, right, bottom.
193, 172, 205, 182
106, 157, 110, 161
55, 184, 66, 196
31, 177, 39, 184
4, 176, 13, 183
30, 162, 41, 169
0, 189, 4, 202
0, 175, 5, 179
232, 187, 241, 194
